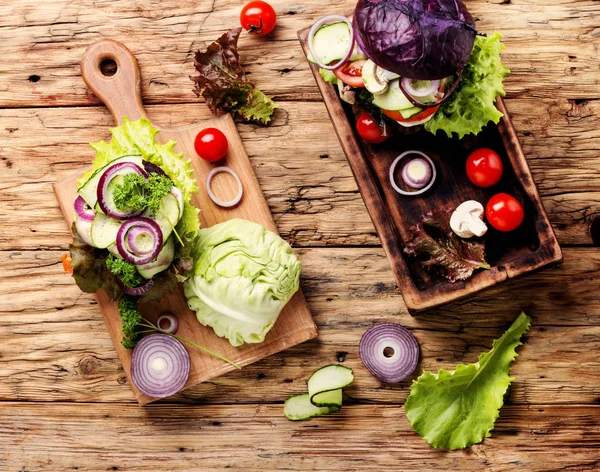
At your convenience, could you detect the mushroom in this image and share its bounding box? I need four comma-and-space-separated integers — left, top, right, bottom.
450, 200, 488, 239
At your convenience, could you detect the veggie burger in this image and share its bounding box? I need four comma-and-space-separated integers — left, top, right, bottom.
308, 0, 509, 139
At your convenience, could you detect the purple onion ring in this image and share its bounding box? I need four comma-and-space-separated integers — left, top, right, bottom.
359, 324, 420, 383
156, 313, 179, 335
126, 226, 155, 256
74, 195, 95, 221
123, 278, 155, 297
116, 217, 163, 265
97, 161, 148, 220
130, 334, 190, 398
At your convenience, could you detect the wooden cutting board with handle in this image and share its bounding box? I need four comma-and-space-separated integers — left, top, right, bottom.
53, 39, 317, 405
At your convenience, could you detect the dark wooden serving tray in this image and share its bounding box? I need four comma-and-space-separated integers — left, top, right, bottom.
298, 27, 562, 313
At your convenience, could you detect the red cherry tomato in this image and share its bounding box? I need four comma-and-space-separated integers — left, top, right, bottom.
466, 148, 503, 187
240, 1, 276, 36
486, 193, 524, 232
333, 60, 366, 88
356, 111, 388, 144
194, 128, 228, 162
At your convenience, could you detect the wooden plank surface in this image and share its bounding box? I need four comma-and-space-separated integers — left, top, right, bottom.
1, 0, 599, 469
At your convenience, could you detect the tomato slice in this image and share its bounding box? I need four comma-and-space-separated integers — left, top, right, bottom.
333, 60, 366, 88
382, 82, 446, 123
382, 106, 439, 123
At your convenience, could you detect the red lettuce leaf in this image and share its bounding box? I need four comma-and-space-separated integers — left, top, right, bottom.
404, 210, 490, 282
191, 28, 277, 124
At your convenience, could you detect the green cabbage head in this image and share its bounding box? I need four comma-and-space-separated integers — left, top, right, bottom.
183, 218, 301, 346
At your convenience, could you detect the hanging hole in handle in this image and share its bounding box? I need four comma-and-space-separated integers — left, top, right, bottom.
100, 58, 118, 77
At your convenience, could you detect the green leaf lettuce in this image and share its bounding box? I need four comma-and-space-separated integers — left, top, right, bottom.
404, 313, 532, 450
183, 218, 301, 347
425, 32, 510, 139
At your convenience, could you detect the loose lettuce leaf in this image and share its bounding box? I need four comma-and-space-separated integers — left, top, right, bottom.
69, 224, 121, 299
425, 33, 510, 138
319, 68, 338, 85
183, 219, 301, 347
191, 28, 277, 124
404, 210, 489, 282
404, 313, 532, 449
79, 117, 200, 274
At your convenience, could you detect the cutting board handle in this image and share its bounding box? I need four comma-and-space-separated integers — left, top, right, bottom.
81, 39, 147, 124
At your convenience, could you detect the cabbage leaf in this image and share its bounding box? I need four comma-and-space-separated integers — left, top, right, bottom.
425, 32, 510, 139
183, 219, 301, 347
404, 313, 531, 449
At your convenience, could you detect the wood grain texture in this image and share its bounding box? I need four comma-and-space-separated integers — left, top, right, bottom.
1, 247, 598, 405
53, 39, 316, 405
1, 0, 599, 470
1, 99, 600, 250
1, 402, 599, 472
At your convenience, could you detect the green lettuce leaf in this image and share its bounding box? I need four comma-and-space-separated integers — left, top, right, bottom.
319, 68, 338, 85
425, 32, 510, 139
78, 117, 200, 274
405, 313, 532, 450
183, 218, 301, 346
191, 28, 277, 124
404, 210, 490, 283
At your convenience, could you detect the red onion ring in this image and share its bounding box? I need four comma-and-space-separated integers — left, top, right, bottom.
308, 15, 355, 71
389, 151, 437, 197
130, 333, 190, 398
399, 71, 463, 109
206, 166, 243, 208
126, 226, 155, 256
359, 324, 420, 383
74, 195, 95, 221
401, 158, 432, 189
401, 77, 441, 98
116, 217, 163, 265
123, 278, 155, 296
156, 313, 179, 335
97, 161, 148, 220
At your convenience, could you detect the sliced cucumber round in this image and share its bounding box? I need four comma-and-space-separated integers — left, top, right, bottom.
308, 364, 354, 407
90, 212, 123, 249
143, 192, 181, 241
284, 394, 340, 421
137, 236, 175, 279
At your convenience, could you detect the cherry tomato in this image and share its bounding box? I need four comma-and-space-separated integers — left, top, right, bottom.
194, 128, 229, 162
356, 111, 388, 144
240, 1, 276, 36
333, 60, 366, 88
466, 148, 503, 187
486, 193, 524, 232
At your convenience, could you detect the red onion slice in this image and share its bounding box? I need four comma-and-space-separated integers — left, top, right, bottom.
401, 77, 440, 98
206, 166, 243, 208
359, 324, 420, 383
123, 278, 155, 296
308, 15, 355, 71
156, 313, 179, 335
116, 217, 163, 265
389, 150, 437, 197
130, 333, 190, 398
74, 195, 95, 221
97, 161, 148, 220
126, 226, 155, 256
401, 158, 432, 189
399, 71, 463, 109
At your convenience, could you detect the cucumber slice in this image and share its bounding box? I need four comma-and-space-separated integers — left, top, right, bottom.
74, 216, 94, 246
399, 107, 423, 119
90, 212, 123, 249
77, 154, 143, 208
308, 365, 354, 407
308, 22, 366, 66
284, 364, 354, 421
372, 79, 415, 111
137, 236, 175, 279
284, 394, 340, 421
143, 192, 181, 240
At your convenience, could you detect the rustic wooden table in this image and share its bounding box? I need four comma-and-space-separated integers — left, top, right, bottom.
1, 1, 599, 470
